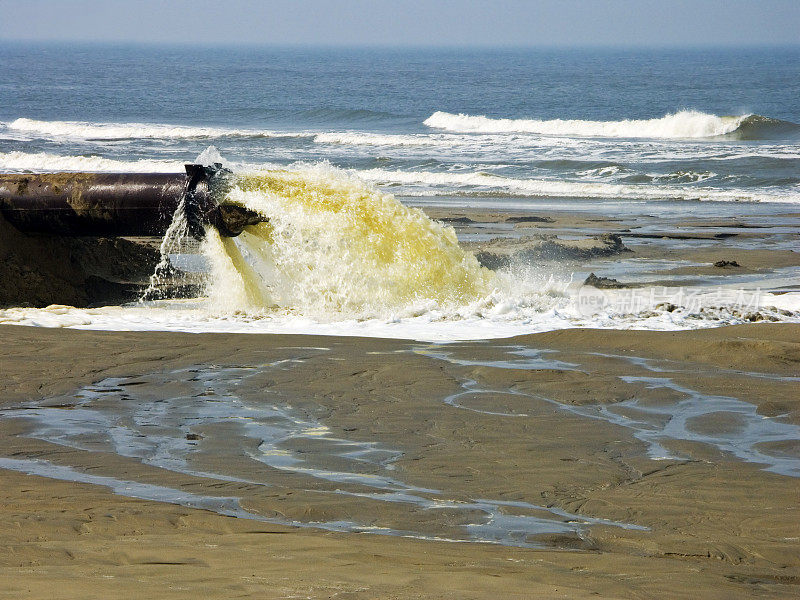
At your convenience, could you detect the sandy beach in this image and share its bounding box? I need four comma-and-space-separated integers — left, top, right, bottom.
1, 321, 798, 599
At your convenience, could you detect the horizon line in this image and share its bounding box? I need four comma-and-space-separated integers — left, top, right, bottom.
1, 38, 799, 52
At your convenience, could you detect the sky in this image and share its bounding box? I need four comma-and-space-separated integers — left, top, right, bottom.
0, 0, 798, 48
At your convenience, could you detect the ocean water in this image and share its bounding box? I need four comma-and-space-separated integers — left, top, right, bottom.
1, 44, 799, 201
1, 43, 799, 339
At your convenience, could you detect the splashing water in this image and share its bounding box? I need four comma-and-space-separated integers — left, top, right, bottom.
140, 194, 192, 301
202, 164, 497, 319
53, 159, 790, 337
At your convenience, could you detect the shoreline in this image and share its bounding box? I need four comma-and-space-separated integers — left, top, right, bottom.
2, 198, 798, 340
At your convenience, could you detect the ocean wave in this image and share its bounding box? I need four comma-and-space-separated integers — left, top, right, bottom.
0, 150, 288, 174
2, 118, 310, 141
725, 114, 800, 140
575, 165, 623, 178
424, 110, 799, 140
0, 151, 185, 172
356, 168, 800, 203
653, 170, 717, 183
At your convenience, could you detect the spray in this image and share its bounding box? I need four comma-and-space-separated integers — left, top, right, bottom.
203, 164, 496, 319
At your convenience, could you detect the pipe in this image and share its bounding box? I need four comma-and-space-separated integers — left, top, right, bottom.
0, 163, 264, 238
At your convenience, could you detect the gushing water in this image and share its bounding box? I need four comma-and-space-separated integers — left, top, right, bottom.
203, 165, 496, 318
141, 194, 192, 301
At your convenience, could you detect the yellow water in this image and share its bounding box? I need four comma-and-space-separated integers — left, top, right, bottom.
202, 165, 495, 318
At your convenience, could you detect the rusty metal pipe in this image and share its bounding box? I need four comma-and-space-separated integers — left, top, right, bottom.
0, 164, 263, 238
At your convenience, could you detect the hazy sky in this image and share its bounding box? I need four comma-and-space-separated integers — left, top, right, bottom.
0, 0, 798, 47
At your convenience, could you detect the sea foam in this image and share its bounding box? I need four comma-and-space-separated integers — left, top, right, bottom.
356, 167, 800, 203
0, 150, 184, 172
3, 118, 307, 141
424, 110, 751, 139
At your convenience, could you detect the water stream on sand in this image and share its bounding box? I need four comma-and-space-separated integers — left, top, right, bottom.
0, 360, 645, 548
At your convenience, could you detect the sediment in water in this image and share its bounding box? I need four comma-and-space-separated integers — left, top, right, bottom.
202, 167, 496, 317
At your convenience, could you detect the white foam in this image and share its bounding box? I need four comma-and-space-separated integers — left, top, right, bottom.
3, 118, 307, 141
1, 287, 797, 342
576, 165, 623, 178
357, 167, 800, 204
204, 166, 497, 318
0, 150, 280, 175
424, 110, 749, 139
0, 150, 184, 172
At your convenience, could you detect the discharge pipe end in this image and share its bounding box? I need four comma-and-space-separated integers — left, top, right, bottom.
0, 163, 266, 239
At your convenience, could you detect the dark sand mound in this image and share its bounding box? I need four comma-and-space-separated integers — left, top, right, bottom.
464, 233, 630, 270
0, 213, 159, 308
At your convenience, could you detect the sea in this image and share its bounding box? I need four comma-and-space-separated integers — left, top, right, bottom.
1, 43, 799, 339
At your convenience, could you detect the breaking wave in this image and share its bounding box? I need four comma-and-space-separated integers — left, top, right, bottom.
357, 168, 800, 203
0, 151, 184, 172
2, 118, 309, 141
723, 114, 800, 140
424, 110, 799, 140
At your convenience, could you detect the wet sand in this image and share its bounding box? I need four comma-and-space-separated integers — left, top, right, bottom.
423, 205, 800, 284
1, 323, 798, 599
